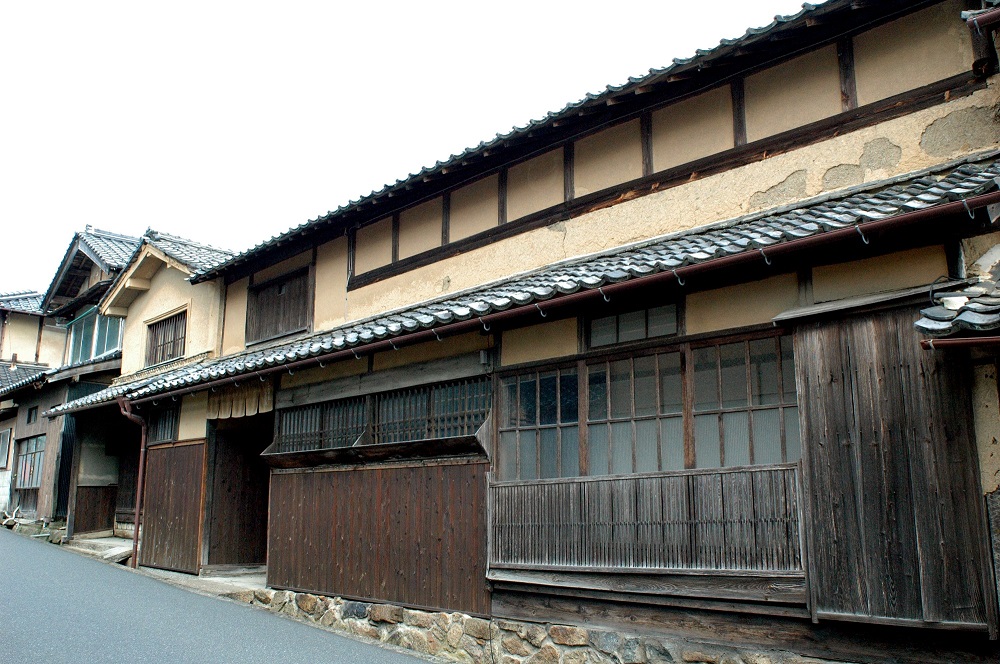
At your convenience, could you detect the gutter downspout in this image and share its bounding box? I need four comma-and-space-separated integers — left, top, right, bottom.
117, 397, 146, 569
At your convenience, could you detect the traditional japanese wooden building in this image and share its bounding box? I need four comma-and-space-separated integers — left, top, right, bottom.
51, 1, 1000, 661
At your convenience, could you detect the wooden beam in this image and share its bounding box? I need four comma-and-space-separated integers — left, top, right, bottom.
125, 278, 151, 292
837, 37, 858, 112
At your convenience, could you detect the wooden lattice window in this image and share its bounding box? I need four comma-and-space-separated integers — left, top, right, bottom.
14, 434, 46, 515
275, 397, 367, 453
246, 270, 310, 344
147, 407, 180, 443
146, 311, 186, 367
498, 368, 580, 480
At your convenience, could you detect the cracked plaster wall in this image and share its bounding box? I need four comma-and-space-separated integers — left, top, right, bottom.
973, 363, 1000, 495
336, 84, 1000, 326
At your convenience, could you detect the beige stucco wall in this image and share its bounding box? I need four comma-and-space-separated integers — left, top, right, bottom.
812, 246, 948, 303
119, 262, 223, 376
651, 86, 734, 172
501, 318, 578, 367
40, 322, 65, 367
2, 313, 40, 363
314, 236, 349, 333
574, 120, 643, 197
686, 274, 800, 336
973, 362, 1000, 494
178, 391, 208, 440
355, 217, 393, 274
253, 251, 312, 285
745, 45, 842, 142
507, 148, 564, 222
450, 174, 499, 241
339, 85, 999, 324
398, 198, 442, 260
373, 331, 488, 372
221, 277, 249, 356
854, 0, 973, 107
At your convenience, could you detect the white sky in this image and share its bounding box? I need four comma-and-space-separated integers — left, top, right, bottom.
0, 1, 809, 294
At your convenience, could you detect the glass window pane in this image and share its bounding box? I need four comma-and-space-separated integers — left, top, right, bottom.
658, 352, 683, 415
719, 342, 747, 409
539, 428, 558, 479
611, 421, 632, 474
752, 409, 782, 465
519, 375, 537, 426
635, 419, 658, 473
609, 360, 632, 419
660, 417, 684, 471
539, 372, 558, 425
693, 348, 719, 411
560, 370, 578, 424
784, 406, 801, 462
501, 378, 518, 428
107, 316, 122, 351
560, 426, 580, 477
633, 356, 657, 417
499, 431, 517, 480
781, 336, 797, 403
588, 424, 609, 476
78, 316, 95, 363
722, 411, 750, 467
591, 316, 617, 347
694, 414, 721, 468
519, 431, 538, 480
618, 310, 646, 343
588, 365, 607, 421
95, 317, 109, 356
647, 305, 677, 338
749, 338, 780, 406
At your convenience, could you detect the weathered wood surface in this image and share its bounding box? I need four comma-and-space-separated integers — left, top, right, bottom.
73, 485, 116, 534
207, 427, 269, 566
267, 460, 490, 615
139, 441, 206, 574
796, 307, 995, 631
490, 465, 802, 574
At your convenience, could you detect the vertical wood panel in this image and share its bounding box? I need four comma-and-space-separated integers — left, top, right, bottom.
140, 442, 206, 574
74, 486, 116, 534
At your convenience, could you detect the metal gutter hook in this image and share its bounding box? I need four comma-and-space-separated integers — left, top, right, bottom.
432, 329, 442, 342
759, 248, 771, 266
855, 225, 869, 245
259, 372, 268, 381
389, 340, 399, 351
962, 198, 975, 219
352, 348, 361, 360
535, 303, 547, 318
317, 360, 325, 368
479, 317, 490, 332
672, 269, 685, 287
287, 368, 294, 376
974, 17, 983, 36
928, 338, 935, 351
599, 287, 611, 303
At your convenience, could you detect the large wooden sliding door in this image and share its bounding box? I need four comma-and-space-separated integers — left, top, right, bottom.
140, 441, 206, 574
796, 306, 996, 631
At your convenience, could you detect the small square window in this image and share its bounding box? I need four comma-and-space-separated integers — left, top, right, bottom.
26, 407, 38, 424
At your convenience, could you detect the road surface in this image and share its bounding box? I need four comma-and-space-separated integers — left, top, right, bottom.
0, 528, 426, 663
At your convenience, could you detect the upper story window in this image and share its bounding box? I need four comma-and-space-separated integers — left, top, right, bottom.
497, 333, 799, 481
67, 308, 123, 365
0, 429, 11, 469
246, 269, 310, 344
589, 304, 678, 348
146, 311, 186, 367
25, 407, 38, 424
147, 407, 180, 443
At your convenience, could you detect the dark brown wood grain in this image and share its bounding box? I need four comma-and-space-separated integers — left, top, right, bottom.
139, 441, 206, 574
837, 37, 858, 112
206, 425, 270, 566
73, 485, 116, 534
267, 460, 490, 615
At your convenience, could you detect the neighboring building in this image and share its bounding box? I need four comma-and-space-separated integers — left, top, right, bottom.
0, 359, 48, 513
50, 1, 1000, 661
0, 290, 64, 367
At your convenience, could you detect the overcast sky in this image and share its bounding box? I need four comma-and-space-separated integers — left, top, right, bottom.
0, 1, 809, 294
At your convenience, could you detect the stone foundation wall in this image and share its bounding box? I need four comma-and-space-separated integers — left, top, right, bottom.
224, 588, 853, 664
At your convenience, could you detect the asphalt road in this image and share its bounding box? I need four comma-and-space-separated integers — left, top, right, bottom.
0, 529, 427, 664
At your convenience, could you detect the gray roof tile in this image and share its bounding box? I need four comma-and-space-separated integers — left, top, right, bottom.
143, 230, 235, 274
80, 228, 141, 270
52, 151, 1000, 415
0, 291, 43, 315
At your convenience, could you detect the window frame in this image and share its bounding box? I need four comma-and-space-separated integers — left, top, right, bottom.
145, 310, 187, 367
0, 429, 11, 470
66, 307, 123, 365
245, 268, 313, 346
25, 407, 38, 425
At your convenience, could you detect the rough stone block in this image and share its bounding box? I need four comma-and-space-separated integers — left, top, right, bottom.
643, 638, 676, 663
253, 588, 274, 605
549, 625, 588, 646
461, 634, 484, 660
405, 609, 435, 628
370, 603, 405, 624
682, 651, 719, 663
223, 590, 255, 604
464, 616, 492, 640
501, 657, 523, 664
526, 644, 561, 663
621, 636, 647, 664
295, 593, 319, 614
270, 591, 292, 612
590, 630, 622, 655
498, 619, 527, 637
341, 600, 370, 620
348, 619, 381, 641
447, 623, 465, 648
319, 609, 340, 627
503, 635, 534, 656
525, 624, 547, 648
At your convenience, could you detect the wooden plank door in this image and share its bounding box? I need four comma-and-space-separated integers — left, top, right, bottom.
796, 306, 995, 631
139, 441, 206, 574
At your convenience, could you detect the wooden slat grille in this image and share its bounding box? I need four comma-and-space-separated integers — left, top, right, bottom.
275, 397, 367, 453
374, 376, 491, 444
146, 311, 186, 366
490, 464, 802, 573
247, 270, 310, 343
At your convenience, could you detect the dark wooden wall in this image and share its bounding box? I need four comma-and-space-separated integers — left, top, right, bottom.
140, 441, 205, 574
268, 459, 490, 615
207, 419, 271, 566
73, 486, 116, 534
796, 307, 996, 631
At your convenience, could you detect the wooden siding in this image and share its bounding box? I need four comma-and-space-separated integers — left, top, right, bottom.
490, 465, 802, 574
796, 307, 996, 631
139, 441, 206, 574
268, 460, 490, 615
74, 486, 116, 534
207, 426, 270, 566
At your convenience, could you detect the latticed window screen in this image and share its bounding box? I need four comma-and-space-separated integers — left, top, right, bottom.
247, 270, 310, 343
147, 408, 180, 443
146, 311, 186, 366
15, 435, 45, 489
274, 377, 492, 453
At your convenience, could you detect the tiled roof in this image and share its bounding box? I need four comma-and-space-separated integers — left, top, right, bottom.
143, 230, 235, 274
50, 151, 1000, 415
192, 0, 916, 283
81, 227, 141, 271
0, 350, 122, 400
0, 291, 43, 315
0, 361, 48, 392
915, 249, 1000, 338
